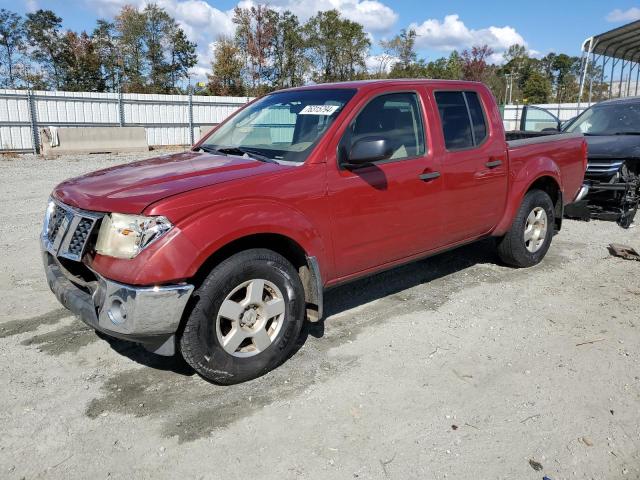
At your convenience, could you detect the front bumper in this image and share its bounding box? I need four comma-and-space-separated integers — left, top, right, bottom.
42, 251, 194, 356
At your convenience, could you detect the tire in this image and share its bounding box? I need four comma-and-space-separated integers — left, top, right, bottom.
179, 248, 305, 385
497, 189, 555, 268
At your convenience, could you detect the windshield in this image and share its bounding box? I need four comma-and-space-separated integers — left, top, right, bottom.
200, 88, 356, 163
565, 102, 640, 135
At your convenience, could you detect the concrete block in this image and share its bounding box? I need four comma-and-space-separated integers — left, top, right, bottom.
197, 125, 216, 142
40, 127, 149, 156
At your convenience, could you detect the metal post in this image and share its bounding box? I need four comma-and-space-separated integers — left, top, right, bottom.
188, 85, 194, 145
635, 59, 640, 96
610, 58, 618, 99
619, 60, 626, 98
588, 52, 597, 104
118, 88, 125, 127
626, 61, 634, 97
578, 37, 594, 105
601, 56, 608, 100
27, 90, 40, 154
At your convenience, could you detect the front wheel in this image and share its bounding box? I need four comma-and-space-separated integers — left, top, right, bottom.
179, 249, 305, 385
497, 189, 555, 268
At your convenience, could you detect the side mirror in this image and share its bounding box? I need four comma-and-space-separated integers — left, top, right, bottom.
345, 136, 392, 168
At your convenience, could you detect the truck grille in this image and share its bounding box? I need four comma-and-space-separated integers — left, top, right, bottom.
586, 159, 625, 177
43, 200, 103, 261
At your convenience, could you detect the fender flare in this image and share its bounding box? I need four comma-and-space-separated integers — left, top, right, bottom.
494, 157, 563, 236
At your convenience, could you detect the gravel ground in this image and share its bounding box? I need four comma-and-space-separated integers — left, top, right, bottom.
1, 150, 640, 480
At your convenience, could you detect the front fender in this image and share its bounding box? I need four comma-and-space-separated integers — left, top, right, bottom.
90, 198, 327, 285
493, 156, 562, 236
179, 198, 328, 279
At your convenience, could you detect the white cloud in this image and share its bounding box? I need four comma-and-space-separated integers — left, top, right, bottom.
25, 0, 38, 11
410, 14, 527, 54
606, 7, 640, 22
265, 0, 398, 33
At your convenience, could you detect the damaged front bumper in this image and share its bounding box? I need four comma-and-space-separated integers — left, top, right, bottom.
42, 250, 194, 356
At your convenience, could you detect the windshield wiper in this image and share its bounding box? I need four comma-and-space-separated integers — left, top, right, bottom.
206, 145, 278, 164
194, 144, 219, 153
613, 132, 640, 136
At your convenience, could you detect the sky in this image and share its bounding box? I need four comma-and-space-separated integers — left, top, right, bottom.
5, 0, 640, 81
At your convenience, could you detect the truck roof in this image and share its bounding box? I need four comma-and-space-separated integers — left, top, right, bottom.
277, 79, 486, 93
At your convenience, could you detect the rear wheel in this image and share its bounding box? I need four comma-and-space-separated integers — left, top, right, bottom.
179, 249, 305, 384
497, 189, 555, 268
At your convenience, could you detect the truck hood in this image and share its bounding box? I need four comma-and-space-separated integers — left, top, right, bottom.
586, 135, 640, 159
53, 150, 287, 214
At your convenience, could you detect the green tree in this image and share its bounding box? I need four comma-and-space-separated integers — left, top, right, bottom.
115, 5, 146, 91
233, 5, 277, 95
303, 10, 370, 82
522, 70, 551, 103
168, 28, 197, 91
92, 20, 121, 91
59, 31, 104, 91
382, 29, 427, 78
270, 11, 306, 88
24, 9, 64, 89
143, 3, 174, 91
0, 9, 26, 88
207, 36, 245, 96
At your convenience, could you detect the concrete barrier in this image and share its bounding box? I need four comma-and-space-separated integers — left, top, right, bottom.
40, 127, 149, 156
197, 125, 217, 142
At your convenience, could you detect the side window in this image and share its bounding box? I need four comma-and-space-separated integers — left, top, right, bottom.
434, 91, 488, 150
340, 92, 425, 162
465, 92, 488, 143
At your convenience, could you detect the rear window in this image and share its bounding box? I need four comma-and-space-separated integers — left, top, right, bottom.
435, 91, 488, 150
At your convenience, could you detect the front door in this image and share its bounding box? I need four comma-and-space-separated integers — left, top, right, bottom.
326, 90, 444, 278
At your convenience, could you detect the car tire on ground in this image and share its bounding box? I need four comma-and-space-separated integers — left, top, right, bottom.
497, 189, 555, 268
179, 248, 305, 385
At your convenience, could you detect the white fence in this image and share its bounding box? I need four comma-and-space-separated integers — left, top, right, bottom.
0, 89, 595, 153
0, 89, 251, 153
501, 102, 592, 131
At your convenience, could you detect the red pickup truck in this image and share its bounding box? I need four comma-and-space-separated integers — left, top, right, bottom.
42, 80, 586, 384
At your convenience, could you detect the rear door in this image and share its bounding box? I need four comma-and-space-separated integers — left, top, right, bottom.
432, 89, 508, 244
326, 89, 444, 278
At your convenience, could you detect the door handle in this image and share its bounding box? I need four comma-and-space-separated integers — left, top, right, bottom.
485, 159, 503, 168
419, 171, 441, 181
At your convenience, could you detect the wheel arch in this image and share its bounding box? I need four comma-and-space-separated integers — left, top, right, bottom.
527, 175, 563, 232
190, 232, 323, 322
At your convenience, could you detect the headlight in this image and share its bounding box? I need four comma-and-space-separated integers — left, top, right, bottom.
95, 213, 173, 259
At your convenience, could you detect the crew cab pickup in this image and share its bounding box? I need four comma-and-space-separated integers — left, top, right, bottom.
42, 80, 587, 384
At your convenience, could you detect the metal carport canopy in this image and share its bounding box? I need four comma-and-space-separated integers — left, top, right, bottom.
585, 20, 640, 61
579, 20, 640, 102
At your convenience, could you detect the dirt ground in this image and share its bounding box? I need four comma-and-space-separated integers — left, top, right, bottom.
1, 150, 640, 480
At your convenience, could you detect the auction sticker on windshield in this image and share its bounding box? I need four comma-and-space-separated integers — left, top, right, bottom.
299, 105, 340, 115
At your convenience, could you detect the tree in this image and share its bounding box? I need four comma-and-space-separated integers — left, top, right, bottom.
112, 4, 196, 93
143, 3, 174, 91
24, 9, 64, 89
270, 11, 306, 88
522, 70, 551, 103
233, 5, 276, 95
382, 29, 426, 78
168, 28, 197, 91
115, 5, 146, 91
304, 10, 370, 83
207, 36, 245, 96
0, 9, 26, 88
58, 31, 104, 91
381, 29, 417, 71
461, 45, 494, 82
92, 20, 121, 92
